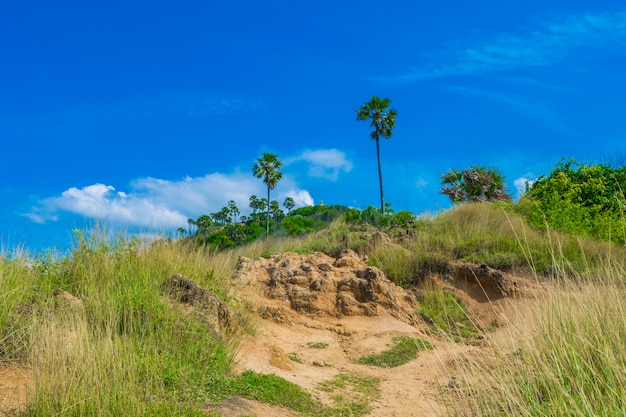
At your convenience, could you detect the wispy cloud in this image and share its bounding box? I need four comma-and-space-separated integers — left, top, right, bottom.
284, 149, 353, 181
26, 171, 313, 228
378, 9, 626, 82
514, 175, 536, 198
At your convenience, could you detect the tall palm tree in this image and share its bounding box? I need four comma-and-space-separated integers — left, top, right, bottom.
356, 96, 397, 215
253, 152, 283, 237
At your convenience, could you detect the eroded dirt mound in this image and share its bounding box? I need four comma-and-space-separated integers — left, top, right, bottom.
222, 249, 538, 417
232, 249, 420, 325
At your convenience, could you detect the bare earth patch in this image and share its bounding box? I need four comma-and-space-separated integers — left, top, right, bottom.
212, 250, 539, 417
0, 363, 29, 416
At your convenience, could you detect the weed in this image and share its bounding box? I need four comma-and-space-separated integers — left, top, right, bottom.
355, 335, 433, 368
307, 341, 329, 349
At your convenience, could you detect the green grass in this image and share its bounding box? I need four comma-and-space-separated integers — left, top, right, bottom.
355, 335, 434, 368
317, 372, 380, 416
307, 341, 329, 349
451, 270, 626, 416
229, 370, 379, 417
288, 352, 303, 363
418, 290, 481, 339
230, 370, 323, 415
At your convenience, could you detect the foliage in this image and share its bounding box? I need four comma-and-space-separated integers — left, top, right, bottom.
459, 269, 626, 416
253, 152, 283, 237
356, 95, 398, 215
355, 336, 433, 368
231, 370, 379, 417
418, 290, 481, 339
307, 341, 329, 349
1, 229, 239, 416
518, 159, 626, 244
281, 216, 317, 235
441, 165, 512, 204
231, 370, 322, 414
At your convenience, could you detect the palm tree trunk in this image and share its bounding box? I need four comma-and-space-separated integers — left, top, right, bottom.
376, 138, 385, 215
266, 186, 270, 238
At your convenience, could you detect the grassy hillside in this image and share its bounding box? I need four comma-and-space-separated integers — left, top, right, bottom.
1, 204, 625, 416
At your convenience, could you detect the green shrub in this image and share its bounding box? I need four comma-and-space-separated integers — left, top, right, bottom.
518, 159, 626, 244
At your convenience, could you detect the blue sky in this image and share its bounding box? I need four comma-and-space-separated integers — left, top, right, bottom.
2, 1, 626, 254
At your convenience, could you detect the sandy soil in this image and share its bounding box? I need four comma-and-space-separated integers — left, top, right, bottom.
0, 363, 29, 416
207, 253, 541, 417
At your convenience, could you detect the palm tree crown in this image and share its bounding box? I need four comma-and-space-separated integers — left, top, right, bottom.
356, 96, 397, 215
253, 153, 283, 237
441, 166, 512, 204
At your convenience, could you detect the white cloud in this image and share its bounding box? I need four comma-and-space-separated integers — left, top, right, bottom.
514, 176, 535, 197
277, 189, 315, 207
27, 171, 315, 229
284, 148, 353, 181
378, 9, 626, 82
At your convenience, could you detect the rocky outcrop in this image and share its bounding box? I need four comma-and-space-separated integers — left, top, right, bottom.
161, 273, 237, 337
450, 263, 519, 302
232, 249, 420, 324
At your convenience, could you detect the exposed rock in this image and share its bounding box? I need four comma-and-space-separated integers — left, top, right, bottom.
161, 273, 237, 337
451, 263, 519, 302
51, 289, 84, 316
231, 249, 420, 324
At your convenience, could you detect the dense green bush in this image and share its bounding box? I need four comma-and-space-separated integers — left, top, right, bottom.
518, 159, 626, 243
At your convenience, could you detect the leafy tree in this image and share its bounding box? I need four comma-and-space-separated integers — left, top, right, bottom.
282, 216, 316, 235
253, 153, 283, 237
440, 166, 512, 204
356, 95, 398, 215
517, 159, 626, 243
283, 197, 295, 214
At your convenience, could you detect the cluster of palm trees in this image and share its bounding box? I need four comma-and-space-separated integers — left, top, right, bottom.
181, 95, 511, 239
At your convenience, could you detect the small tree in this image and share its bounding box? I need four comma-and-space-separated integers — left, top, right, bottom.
227, 200, 240, 223
441, 166, 512, 204
195, 215, 213, 236
253, 153, 283, 237
270, 200, 284, 233
249, 195, 262, 214
187, 218, 196, 235
283, 197, 295, 214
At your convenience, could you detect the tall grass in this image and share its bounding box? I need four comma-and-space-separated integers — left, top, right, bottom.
450, 263, 626, 416
3, 204, 626, 416
1, 228, 244, 416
